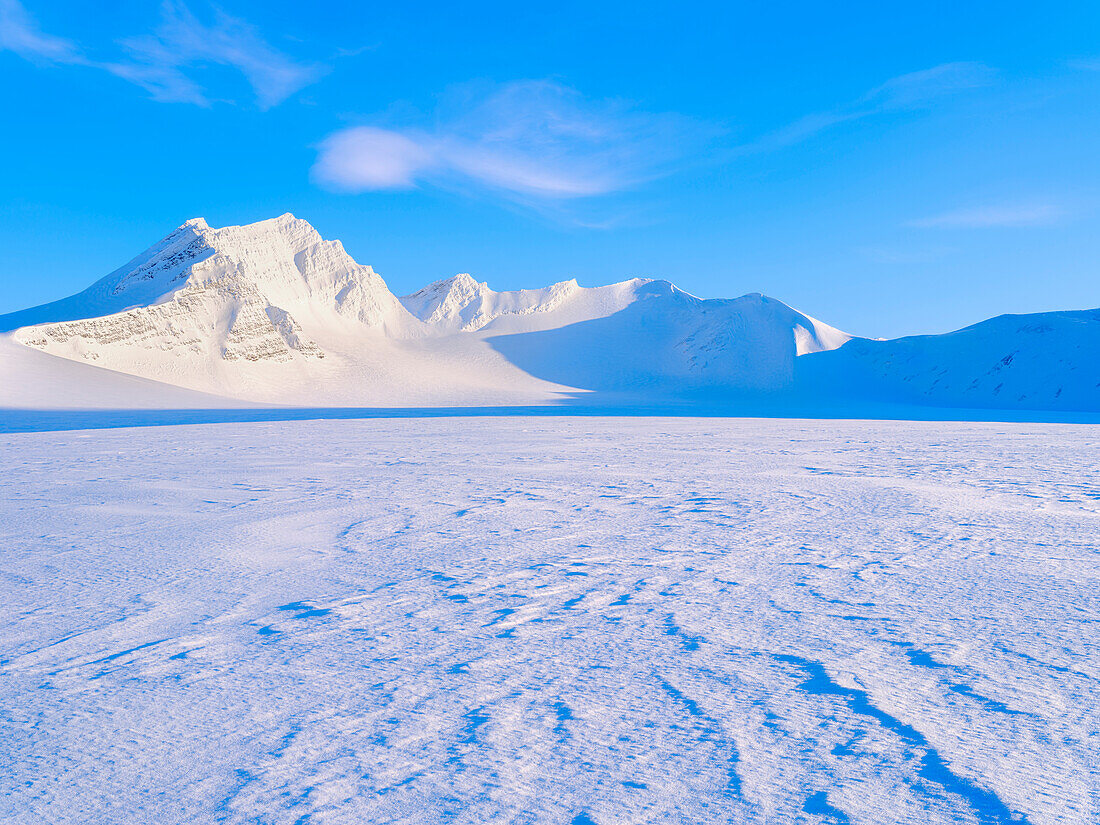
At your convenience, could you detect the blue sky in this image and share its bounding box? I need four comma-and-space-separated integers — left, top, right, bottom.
1, 0, 1098, 337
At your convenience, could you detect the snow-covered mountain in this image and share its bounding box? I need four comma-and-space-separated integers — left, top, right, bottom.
400, 273, 584, 332
0, 215, 850, 407
798, 307, 1100, 412
0, 214, 1096, 413
5, 213, 415, 357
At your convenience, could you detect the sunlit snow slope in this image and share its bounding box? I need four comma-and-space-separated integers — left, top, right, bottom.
799, 309, 1100, 412
0, 214, 1096, 412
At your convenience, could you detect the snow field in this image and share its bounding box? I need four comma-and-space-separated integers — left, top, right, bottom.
1, 417, 1097, 823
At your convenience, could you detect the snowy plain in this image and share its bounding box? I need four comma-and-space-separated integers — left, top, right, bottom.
2, 416, 1098, 824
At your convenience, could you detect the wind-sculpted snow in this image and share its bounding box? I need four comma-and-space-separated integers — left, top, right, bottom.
2, 418, 1097, 823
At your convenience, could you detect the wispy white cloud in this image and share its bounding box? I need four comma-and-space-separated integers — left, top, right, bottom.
106, 2, 324, 108
0, 0, 321, 108
907, 202, 1063, 229
312, 80, 701, 203
859, 62, 996, 110
0, 0, 81, 63
758, 62, 996, 149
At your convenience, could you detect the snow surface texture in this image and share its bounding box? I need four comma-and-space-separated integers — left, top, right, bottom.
2, 417, 1097, 824
3, 214, 1093, 414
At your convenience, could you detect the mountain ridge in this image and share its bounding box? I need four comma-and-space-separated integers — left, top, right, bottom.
0, 214, 1096, 414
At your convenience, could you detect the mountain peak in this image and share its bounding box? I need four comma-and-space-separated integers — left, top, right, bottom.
408, 272, 486, 298
449, 272, 482, 290
400, 275, 584, 332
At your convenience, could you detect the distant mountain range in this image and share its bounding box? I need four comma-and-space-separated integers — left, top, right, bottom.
1, 214, 1096, 414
